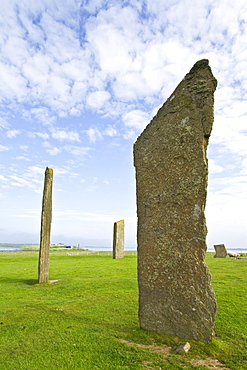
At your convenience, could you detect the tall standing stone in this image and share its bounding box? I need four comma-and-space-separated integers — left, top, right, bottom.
113, 220, 124, 259
134, 60, 217, 342
38, 167, 53, 283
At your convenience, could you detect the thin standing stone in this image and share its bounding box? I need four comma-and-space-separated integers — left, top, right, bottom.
134, 60, 217, 342
38, 167, 53, 283
113, 220, 124, 259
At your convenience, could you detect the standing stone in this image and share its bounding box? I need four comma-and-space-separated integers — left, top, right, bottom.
134, 60, 217, 342
113, 220, 124, 259
214, 244, 227, 258
38, 167, 53, 283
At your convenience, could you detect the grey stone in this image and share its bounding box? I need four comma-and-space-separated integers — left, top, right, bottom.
134, 59, 217, 342
175, 342, 191, 353
214, 244, 227, 258
113, 220, 124, 259
38, 167, 53, 283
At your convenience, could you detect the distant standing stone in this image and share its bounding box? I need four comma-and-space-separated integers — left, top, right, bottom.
214, 244, 227, 258
38, 167, 53, 283
134, 60, 217, 342
113, 220, 124, 259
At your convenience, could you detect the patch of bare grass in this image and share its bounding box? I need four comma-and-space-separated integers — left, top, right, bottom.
120, 339, 231, 369
190, 358, 230, 369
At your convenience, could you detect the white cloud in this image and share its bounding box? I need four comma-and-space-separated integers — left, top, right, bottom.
6, 129, 20, 138
0, 174, 8, 183
86, 91, 111, 109
0, 117, 9, 129
123, 128, 136, 140
46, 147, 61, 156
104, 126, 118, 137
122, 110, 150, 131
24, 107, 56, 125
51, 129, 80, 142
29, 132, 50, 140
86, 127, 103, 143
0, 63, 27, 102
0, 0, 246, 143
211, 116, 247, 157
16, 156, 31, 161
0, 145, 9, 151
85, 125, 118, 143
9, 175, 30, 187
64, 146, 92, 157
26, 166, 46, 177
208, 159, 224, 174
42, 141, 50, 148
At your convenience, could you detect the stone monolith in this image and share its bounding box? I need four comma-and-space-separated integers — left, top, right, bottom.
214, 244, 227, 258
113, 220, 124, 259
134, 59, 217, 342
38, 167, 53, 283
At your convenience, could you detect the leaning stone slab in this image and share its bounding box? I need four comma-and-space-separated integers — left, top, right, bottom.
214, 244, 227, 258
113, 220, 124, 259
134, 60, 217, 342
38, 167, 53, 283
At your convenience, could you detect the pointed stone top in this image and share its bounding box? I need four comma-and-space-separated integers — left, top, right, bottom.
45, 167, 53, 174
134, 59, 217, 146
189, 59, 209, 73
185, 59, 217, 88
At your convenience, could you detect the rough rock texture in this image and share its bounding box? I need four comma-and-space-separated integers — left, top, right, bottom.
113, 220, 125, 259
214, 244, 227, 258
175, 342, 191, 353
38, 167, 53, 283
134, 60, 217, 342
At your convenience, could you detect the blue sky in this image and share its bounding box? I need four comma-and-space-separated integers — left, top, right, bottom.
1, 0, 247, 249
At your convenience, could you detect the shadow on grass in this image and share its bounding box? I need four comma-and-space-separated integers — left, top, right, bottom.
0, 278, 38, 285
24, 279, 38, 285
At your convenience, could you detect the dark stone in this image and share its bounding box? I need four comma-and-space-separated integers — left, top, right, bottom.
134, 60, 217, 342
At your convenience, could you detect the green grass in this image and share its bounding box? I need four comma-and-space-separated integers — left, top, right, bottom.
0, 251, 246, 369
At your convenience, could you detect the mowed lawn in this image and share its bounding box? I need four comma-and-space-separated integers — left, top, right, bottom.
0, 251, 246, 370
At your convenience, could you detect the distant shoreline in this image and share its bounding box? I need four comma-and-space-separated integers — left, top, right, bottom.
0, 243, 246, 254
0, 243, 137, 252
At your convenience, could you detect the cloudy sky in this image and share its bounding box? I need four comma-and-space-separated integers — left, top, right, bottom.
0, 0, 247, 250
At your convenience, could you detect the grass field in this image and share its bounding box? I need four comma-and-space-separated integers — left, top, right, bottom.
0, 250, 246, 369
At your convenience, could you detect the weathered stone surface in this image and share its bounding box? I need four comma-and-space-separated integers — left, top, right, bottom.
214, 244, 227, 258
134, 60, 217, 342
175, 342, 191, 353
38, 167, 53, 283
113, 220, 124, 259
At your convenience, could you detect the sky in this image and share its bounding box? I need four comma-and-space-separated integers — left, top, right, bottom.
0, 0, 247, 250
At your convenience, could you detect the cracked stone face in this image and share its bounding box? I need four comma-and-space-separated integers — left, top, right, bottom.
134, 59, 217, 342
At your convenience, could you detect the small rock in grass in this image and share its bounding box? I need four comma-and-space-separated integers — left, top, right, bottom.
175, 342, 191, 353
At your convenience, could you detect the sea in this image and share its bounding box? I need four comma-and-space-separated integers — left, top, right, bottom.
0, 245, 246, 254
0, 245, 136, 252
